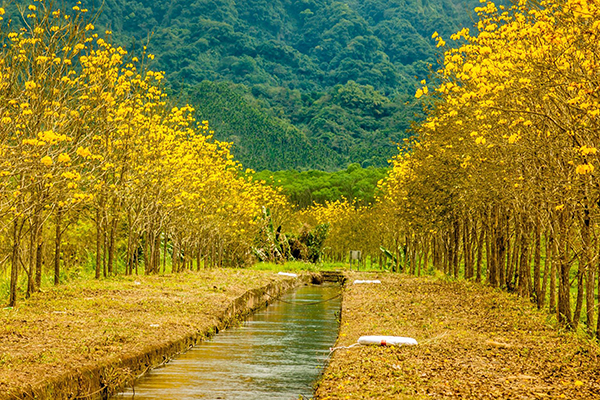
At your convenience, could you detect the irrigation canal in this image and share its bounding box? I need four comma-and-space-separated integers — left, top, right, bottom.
111, 283, 342, 399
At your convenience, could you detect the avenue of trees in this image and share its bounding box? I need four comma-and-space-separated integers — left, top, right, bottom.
3, 0, 599, 342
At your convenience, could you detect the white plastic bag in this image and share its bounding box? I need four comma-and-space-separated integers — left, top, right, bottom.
277, 272, 298, 277
358, 335, 418, 346
353, 279, 381, 284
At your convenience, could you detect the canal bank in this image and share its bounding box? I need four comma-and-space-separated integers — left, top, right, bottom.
0, 270, 313, 400
315, 272, 600, 399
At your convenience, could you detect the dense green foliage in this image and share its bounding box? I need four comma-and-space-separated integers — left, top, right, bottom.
52, 0, 483, 170
254, 163, 388, 208
184, 80, 416, 169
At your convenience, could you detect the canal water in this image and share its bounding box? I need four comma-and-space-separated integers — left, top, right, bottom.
112, 283, 341, 400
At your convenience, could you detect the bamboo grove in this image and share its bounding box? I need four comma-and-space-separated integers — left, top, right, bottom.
0, 1, 287, 306
300, 0, 600, 337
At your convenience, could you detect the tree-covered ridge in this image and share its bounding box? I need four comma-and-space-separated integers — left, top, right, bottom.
50, 0, 483, 170
89, 0, 480, 91
184, 80, 416, 170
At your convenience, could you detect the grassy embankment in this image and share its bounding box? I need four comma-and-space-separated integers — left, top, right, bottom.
0, 269, 303, 399
315, 272, 600, 399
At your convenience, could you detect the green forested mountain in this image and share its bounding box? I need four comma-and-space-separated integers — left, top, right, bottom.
42, 0, 481, 169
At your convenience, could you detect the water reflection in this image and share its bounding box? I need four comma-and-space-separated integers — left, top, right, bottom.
112, 284, 341, 400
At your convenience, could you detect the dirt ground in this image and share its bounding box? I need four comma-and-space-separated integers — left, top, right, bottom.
315, 272, 600, 399
0, 269, 295, 398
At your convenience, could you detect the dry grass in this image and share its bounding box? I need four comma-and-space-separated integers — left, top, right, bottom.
316, 272, 600, 399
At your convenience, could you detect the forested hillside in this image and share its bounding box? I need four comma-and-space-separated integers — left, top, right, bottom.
60, 0, 482, 170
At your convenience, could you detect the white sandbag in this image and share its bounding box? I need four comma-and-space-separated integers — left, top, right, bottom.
358, 335, 418, 346
277, 272, 298, 277
353, 279, 381, 284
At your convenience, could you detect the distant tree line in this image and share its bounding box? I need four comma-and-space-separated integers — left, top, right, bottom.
254, 164, 388, 208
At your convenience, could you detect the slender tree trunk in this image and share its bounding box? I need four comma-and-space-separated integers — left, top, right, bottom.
95, 207, 102, 279
596, 253, 600, 339
505, 216, 512, 288
420, 239, 429, 276
497, 212, 506, 288
476, 223, 484, 283
154, 234, 161, 273
9, 218, 22, 307
103, 227, 108, 278
540, 230, 551, 310
107, 217, 116, 275
453, 219, 460, 279
512, 229, 521, 292
533, 220, 542, 308
410, 237, 417, 275
549, 233, 557, 313
162, 233, 168, 273
486, 211, 495, 286
517, 219, 531, 298
54, 207, 63, 286
125, 212, 133, 276
573, 258, 585, 329
557, 212, 573, 327
144, 232, 150, 274
582, 210, 594, 331
27, 214, 40, 298
35, 226, 43, 291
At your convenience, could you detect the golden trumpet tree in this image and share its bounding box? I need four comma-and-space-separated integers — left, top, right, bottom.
0, 1, 289, 306
378, 0, 600, 335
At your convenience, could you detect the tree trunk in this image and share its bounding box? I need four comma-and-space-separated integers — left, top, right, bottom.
143, 232, 150, 274
485, 208, 495, 286
95, 207, 102, 279
573, 258, 584, 329
9, 218, 22, 307
197, 248, 202, 271
533, 220, 542, 308
107, 217, 116, 275
517, 219, 531, 298
582, 210, 594, 331
103, 224, 108, 278
476, 223, 484, 283
54, 207, 63, 286
549, 233, 557, 313
420, 239, 429, 276
505, 216, 512, 288
540, 230, 551, 310
35, 226, 44, 291
452, 219, 460, 279
557, 212, 573, 327
162, 233, 167, 273
497, 213, 506, 288
596, 252, 600, 339
27, 214, 40, 298
154, 234, 161, 273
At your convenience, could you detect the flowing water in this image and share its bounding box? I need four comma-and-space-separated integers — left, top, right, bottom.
112, 283, 341, 400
